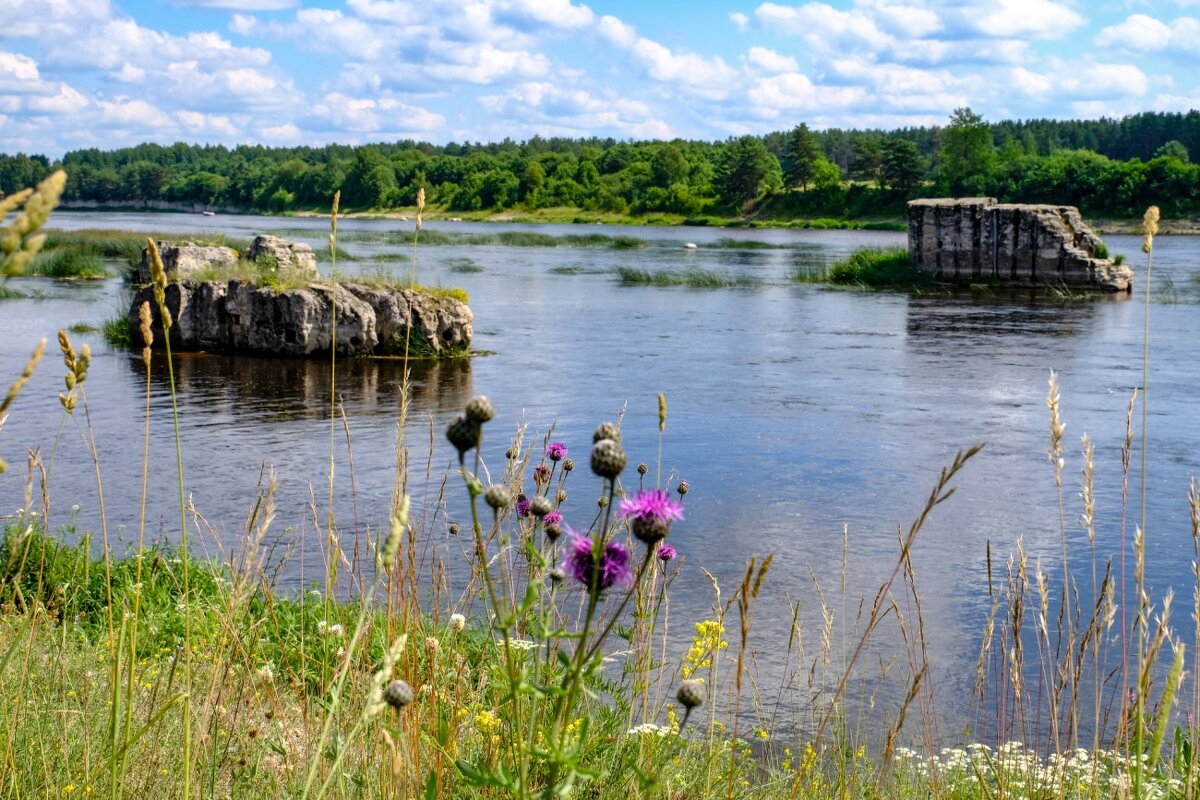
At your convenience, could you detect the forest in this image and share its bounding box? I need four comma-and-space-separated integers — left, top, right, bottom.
2, 109, 1197, 220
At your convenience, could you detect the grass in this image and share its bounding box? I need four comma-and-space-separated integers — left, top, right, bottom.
824, 248, 934, 289
41, 229, 249, 274
27, 248, 112, 279
103, 314, 132, 346
446, 258, 484, 273
370, 252, 410, 263
339, 229, 648, 250
315, 244, 358, 262
616, 266, 762, 288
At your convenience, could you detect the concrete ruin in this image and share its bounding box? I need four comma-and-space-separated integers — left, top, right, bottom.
907, 198, 1133, 292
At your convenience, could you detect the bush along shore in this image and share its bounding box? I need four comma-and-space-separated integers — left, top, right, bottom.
4, 182, 1200, 799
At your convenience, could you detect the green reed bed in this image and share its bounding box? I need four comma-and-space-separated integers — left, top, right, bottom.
27, 248, 112, 279
616, 266, 762, 288
339, 229, 648, 250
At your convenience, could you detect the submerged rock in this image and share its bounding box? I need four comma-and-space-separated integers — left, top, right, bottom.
907, 198, 1134, 292
129, 280, 472, 359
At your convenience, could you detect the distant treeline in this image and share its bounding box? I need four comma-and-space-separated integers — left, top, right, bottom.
2, 109, 1198, 219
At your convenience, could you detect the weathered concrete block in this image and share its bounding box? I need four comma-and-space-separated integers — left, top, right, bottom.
908, 199, 1132, 291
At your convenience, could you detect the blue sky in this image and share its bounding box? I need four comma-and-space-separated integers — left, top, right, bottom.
1, 0, 1198, 157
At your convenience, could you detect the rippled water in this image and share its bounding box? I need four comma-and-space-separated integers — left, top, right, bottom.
2, 211, 1198, 743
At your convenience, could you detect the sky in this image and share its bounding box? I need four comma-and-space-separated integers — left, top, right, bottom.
1, 0, 1198, 158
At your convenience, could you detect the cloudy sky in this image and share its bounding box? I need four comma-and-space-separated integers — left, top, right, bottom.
1, 0, 1197, 157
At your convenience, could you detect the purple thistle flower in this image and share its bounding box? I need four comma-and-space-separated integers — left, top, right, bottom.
546, 442, 568, 462
620, 489, 684, 524
516, 498, 532, 518
656, 542, 677, 562
563, 534, 632, 591
543, 509, 563, 527
534, 464, 552, 484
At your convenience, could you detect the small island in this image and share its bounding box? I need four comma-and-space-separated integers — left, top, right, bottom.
129, 235, 473, 358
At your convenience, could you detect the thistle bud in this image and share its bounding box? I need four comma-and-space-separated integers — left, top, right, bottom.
593, 422, 620, 443
383, 679, 414, 710
446, 413, 481, 454
590, 439, 627, 479
637, 463, 648, 476
464, 395, 495, 424
530, 496, 552, 517
484, 485, 510, 511
676, 679, 705, 710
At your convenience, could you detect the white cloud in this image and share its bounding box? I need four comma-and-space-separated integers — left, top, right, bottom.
596, 14, 638, 47
259, 122, 304, 142
0, 51, 40, 87
746, 72, 867, 117
495, 0, 595, 30
310, 92, 444, 132
746, 46, 799, 73
96, 98, 173, 127
112, 63, 146, 82
176, 110, 238, 136
1010, 66, 1054, 97
730, 11, 750, 31
952, 0, 1085, 39
173, 0, 299, 9
755, 2, 892, 52
1009, 61, 1149, 101
1095, 14, 1200, 53
26, 83, 88, 114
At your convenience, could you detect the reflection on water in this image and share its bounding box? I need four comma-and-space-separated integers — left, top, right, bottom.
135, 351, 473, 422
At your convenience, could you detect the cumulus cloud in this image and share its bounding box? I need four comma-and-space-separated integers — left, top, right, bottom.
1095, 13, 1200, 53
730, 11, 750, 30
746, 46, 799, 73
173, 0, 299, 9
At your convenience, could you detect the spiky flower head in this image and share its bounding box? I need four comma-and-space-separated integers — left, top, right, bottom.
591, 438, 627, 479
563, 458, 575, 472
637, 463, 648, 475
677, 480, 689, 496
563, 534, 632, 592
446, 413, 481, 454
593, 422, 621, 443
676, 679, 705, 710
533, 463, 552, 484
548, 567, 565, 583
530, 496, 552, 517
484, 485, 510, 511
657, 542, 677, 562
620, 489, 684, 545
383, 679, 415, 709
516, 497, 531, 517
546, 442, 568, 461
545, 523, 563, 542
543, 509, 563, 527
464, 395, 495, 423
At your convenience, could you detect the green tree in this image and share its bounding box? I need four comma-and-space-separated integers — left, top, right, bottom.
650, 144, 688, 189
936, 107, 995, 195
881, 139, 925, 194
718, 136, 780, 208
1154, 140, 1189, 162
786, 123, 823, 190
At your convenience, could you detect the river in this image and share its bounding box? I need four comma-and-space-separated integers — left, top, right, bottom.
1, 211, 1198, 746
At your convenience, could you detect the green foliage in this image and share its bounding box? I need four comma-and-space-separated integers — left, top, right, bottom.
786, 123, 824, 190
103, 314, 131, 346
616, 266, 762, 288
826, 248, 931, 288
28, 248, 111, 279
717, 135, 781, 209
937, 107, 996, 196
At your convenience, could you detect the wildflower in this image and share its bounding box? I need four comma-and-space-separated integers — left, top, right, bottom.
484, 485, 510, 511
656, 543, 677, 562
637, 463, 648, 475
676, 679, 705, 710
562, 458, 575, 472
591, 438, 627, 479
382, 679, 414, 710
425, 637, 441, 655
544, 509, 563, 527
563, 534, 632, 591
546, 442, 568, 461
530, 496, 552, 517
448, 613, 466, 632
516, 497, 532, 517
593, 422, 620, 442
533, 463, 552, 484
256, 664, 274, 683
628, 723, 673, 737
547, 567, 565, 583
677, 480, 689, 495
621, 489, 683, 544
464, 395, 495, 423
445, 413, 481, 455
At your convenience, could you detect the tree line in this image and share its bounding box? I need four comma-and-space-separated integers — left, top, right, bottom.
2, 109, 1197, 219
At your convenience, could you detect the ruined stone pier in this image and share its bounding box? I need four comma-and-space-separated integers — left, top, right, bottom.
907, 198, 1133, 292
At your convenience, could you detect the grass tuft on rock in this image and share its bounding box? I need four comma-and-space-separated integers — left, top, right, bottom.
825, 248, 932, 289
